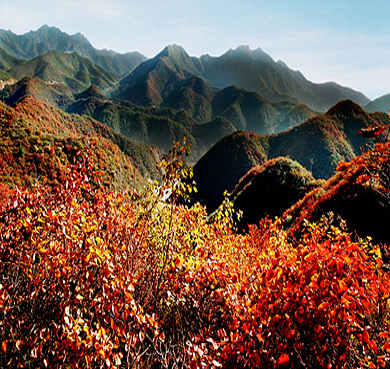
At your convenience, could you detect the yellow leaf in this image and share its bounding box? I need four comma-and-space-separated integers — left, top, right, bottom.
338, 280, 348, 293
85, 253, 92, 263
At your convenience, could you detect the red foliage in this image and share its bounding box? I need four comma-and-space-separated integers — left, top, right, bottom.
0, 182, 11, 213
0, 147, 389, 368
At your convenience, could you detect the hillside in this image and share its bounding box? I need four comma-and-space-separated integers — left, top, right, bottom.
0, 99, 148, 190
230, 157, 322, 231
1, 76, 74, 109
0, 95, 161, 186
0, 25, 146, 77
192, 100, 389, 212
282, 141, 390, 246
8, 50, 120, 94
1, 132, 389, 369
211, 86, 316, 134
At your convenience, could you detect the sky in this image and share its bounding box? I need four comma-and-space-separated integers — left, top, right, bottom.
0, 0, 390, 100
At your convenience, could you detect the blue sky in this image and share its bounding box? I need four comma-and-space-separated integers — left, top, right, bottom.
0, 0, 390, 100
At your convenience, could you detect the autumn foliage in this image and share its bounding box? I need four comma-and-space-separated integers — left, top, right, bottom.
1, 143, 390, 368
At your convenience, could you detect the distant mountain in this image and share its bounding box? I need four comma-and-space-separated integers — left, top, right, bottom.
0, 47, 24, 71
161, 75, 215, 122
116, 45, 202, 106
211, 86, 316, 134
191, 100, 388, 212
197, 45, 370, 112
67, 90, 198, 154
364, 93, 390, 113
192, 116, 236, 152
0, 27, 371, 112
0, 25, 146, 77
117, 44, 370, 112
1, 77, 232, 159
8, 50, 120, 94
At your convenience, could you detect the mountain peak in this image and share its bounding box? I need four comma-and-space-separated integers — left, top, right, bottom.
325, 99, 368, 118
159, 44, 189, 58
223, 45, 275, 65
76, 84, 106, 100
33, 24, 62, 35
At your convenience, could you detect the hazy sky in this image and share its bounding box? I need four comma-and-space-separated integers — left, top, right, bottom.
0, 0, 389, 100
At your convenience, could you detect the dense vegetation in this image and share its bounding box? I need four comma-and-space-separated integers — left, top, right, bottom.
1, 140, 390, 368
230, 157, 323, 232
0, 96, 160, 188
192, 100, 389, 211
2, 25, 390, 369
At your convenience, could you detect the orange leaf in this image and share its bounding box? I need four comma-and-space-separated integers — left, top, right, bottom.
85, 252, 92, 263
338, 280, 348, 293
304, 253, 315, 262
276, 354, 289, 367
1, 341, 6, 353
362, 329, 370, 345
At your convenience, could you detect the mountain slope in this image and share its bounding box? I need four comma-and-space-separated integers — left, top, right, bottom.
211, 86, 316, 134
230, 157, 322, 231
1, 76, 74, 109
117, 45, 202, 106
364, 93, 390, 113
282, 142, 390, 245
0, 25, 146, 77
7, 95, 160, 181
8, 50, 120, 94
197, 46, 370, 112
0, 98, 153, 190
192, 100, 388, 212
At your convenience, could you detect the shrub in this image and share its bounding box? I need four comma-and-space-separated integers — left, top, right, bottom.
0, 145, 389, 368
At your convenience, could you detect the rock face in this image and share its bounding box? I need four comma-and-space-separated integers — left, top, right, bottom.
0, 77, 17, 91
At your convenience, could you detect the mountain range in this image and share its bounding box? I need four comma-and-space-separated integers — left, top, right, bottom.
0, 26, 374, 112
191, 100, 389, 211
0, 25, 146, 77
1, 25, 390, 241
116, 43, 370, 112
